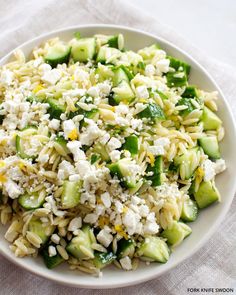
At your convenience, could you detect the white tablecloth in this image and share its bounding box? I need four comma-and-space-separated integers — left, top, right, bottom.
0, 0, 236, 294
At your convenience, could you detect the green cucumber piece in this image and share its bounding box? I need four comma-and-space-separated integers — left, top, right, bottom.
117, 238, 135, 259
137, 103, 165, 121
161, 221, 192, 246
61, 180, 81, 209
194, 181, 220, 209
198, 136, 220, 159
28, 218, 55, 245
166, 71, 188, 87
66, 225, 94, 260
112, 80, 135, 104
182, 86, 198, 98
156, 89, 168, 100
90, 154, 100, 164
46, 98, 66, 120
122, 135, 139, 156
45, 42, 71, 68
107, 35, 119, 49
181, 198, 198, 222
71, 38, 96, 62
16, 126, 38, 159
145, 155, 163, 187
92, 142, 110, 161
174, 147, 200, 180
96, 46, 121, 64
112, 67, 129, 86
167, 56, 191, 75
18, 193, 45, 210
93, 251, 116, 269
137, 236, 170, 263
108, 158, 138, 188
177, 97, 195, 116
42, 245, 64, 269
202, 106, 222, 131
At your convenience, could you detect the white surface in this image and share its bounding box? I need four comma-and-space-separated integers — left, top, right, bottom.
0, 0, 236, 293
129, 0, 236, 67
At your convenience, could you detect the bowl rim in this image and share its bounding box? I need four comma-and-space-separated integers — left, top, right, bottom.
0, 24, 236, 289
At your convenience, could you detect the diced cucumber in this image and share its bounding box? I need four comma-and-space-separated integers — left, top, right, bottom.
145, 155, 163, 187
181, 198, 198, 222
45, 42, 71, 68
93, 251, 116, 269
42, 245, 64, 269
108, 158, 139, 188
161, 221, 192, 246
26, 94, 41, 103
198, 136, 220, 159
177, 97, 195, 116
119, 65, 134, 81
137, 103, 165, 121
18, 192, 45, 210
54, 136, 70, 156
201, 106, 222, 131
182, 86, 198, 98
90, 154, 100, 164
166, 71, 188, 87
96, 46, 121, 64
122, 135, 139, 156
46, 98, 66, 120
116, 238, 135, 259
194, 181, 220, 209
61, 180, 81, 209
156, 89, 168, 100
69, 106, 99, 123
174, 148, 200, 180
107, 35, 119, 49
66, 225, 94, 260
74, 31, 81, 39
167, 56, 191, 75
112, 67, 129, 86
137, 236, 170, 263
71, 38, 96, 62
28, 218, 55, 245
92, 142, 110, 161
15, 126, 38, 159
112, 80, 135, 104
94, 64, 114, 82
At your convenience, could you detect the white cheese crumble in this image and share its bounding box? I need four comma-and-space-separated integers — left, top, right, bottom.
48, 245, 57, 257
63, 120, 77, 139
107, 137, 122, 151
97, 229, 113, 247
145, 64, 155, 76
41, 69, 62, 85
79, 119, 102, 146
109, 150, 121, 162
48, 119, 60, 130
135, 85, 149, 99
156, 59, 170, 74
0, 69, 14, 86
214, 159, 226, 174
57, 160, 75, 181
101, 192, 111, 208
202, 159, 215, 182
67, 141, 86, 162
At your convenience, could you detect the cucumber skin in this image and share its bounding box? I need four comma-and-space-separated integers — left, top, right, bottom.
18, 193, 45, 210
42, 247, 64, 269
137, 103, 165, 121
166, 71, 188, 88
46, 98, 66, 120
93, 252, 116, 269
122, 135, 139, 156
71, 38, 96, 62
116, 238, 135, 259
161, 221, 192, 246
167, 56, 191, 75
145, 156, 162, 187
45, 46, 71, 68
182, 86, 198, 98
181, 198, 198, 222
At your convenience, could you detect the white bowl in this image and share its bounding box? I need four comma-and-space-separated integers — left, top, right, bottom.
0, 24, 235, 289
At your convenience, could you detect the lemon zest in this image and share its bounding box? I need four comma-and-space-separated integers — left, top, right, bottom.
68, 129, 78, 140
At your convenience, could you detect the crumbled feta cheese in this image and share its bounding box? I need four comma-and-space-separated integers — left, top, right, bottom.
75, 160, 92, 178
63, 120, 78, 140
97, 81, 111, 96
130, 118, 143, 131
51, 234, 60, 244
154, 137, 170, 147
87, 86, 99, 97
122, 209, 138, 235
79, 119, 102, 146
68, 217, 82, 231
139, 205, 150, 217
97, 229, 113, 247
115, 200, 123, 213
67, 141, 86, 162
120, 256, 132, 270
41, 69, 62, 85
5, 179, 22, 199
109, 150, 121, 162
74, 68, 90, 83
63, 89, 86, 98
135, 85, 149, 99
107, 137, 122, 151
214, 159, 226, 174
57, 160, 75, 181
143, 220, 159, 235
100, 133, 110, 145
38, 154, 49, 164
69, 174, 81, 182
203, 159, 215, 181
0, 69, 14, 86
48, 119, 60, 130
145, 64, 155, 76
156, 59, 170, 73
48, 245, 57, 257
148, 145, 164, 155
115, 104, 129, 115
101, 192, 111, 208
135, 103, 146, 114
39, 63, 51, 73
